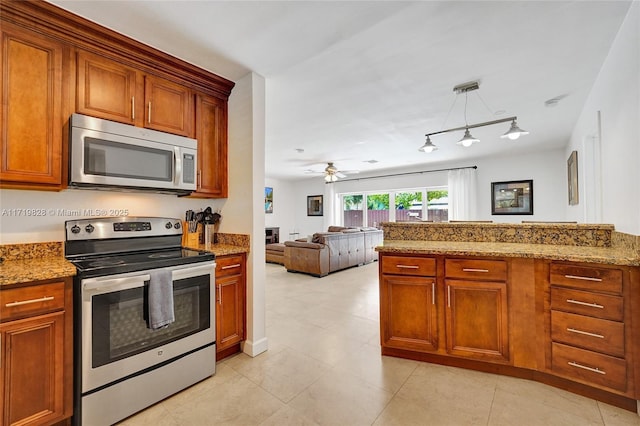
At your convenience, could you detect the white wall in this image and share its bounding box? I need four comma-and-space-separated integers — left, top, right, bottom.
566, 2, 640, 235
227, 72, 268, 357
0, 188, 224, 243
264, 178, 296, 240
288, 148, 567, 227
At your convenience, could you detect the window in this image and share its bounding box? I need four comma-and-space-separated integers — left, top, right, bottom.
339, 187, 448, 226
342, 194, 364, 227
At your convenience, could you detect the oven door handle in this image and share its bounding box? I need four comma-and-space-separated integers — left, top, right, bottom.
82, 274, 150, 294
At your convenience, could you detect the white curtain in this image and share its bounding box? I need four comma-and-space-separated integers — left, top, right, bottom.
448, 168, 478, 220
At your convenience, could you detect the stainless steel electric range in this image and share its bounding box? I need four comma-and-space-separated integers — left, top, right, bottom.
65, 216, 216, 426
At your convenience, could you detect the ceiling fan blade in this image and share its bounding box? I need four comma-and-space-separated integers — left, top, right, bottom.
335, 172, 347, 178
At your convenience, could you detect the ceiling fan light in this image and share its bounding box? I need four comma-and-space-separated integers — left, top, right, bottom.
324, 173, 338, 182
418, 136, 438, 153
501, 120, 529, 140
457, 128, 479, 147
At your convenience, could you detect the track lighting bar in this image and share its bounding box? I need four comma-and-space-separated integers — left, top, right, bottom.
425, 116, 517, 137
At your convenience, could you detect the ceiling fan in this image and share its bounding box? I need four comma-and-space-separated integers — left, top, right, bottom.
304, 162, 358, 182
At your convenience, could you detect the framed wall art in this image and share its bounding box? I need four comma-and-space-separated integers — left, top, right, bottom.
567, 150, 579, 205
307, 195, 323, 216
491, 180, 533, 215
265, 187, 273, 214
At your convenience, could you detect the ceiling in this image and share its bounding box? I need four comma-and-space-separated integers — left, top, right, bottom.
50, 0, 632, 181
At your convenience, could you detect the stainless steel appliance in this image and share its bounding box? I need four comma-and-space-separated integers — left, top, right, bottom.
65, 216, 216, 426
69, 113, 197, 194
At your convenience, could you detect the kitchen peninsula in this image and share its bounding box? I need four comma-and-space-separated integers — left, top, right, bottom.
376, 222, 640, 412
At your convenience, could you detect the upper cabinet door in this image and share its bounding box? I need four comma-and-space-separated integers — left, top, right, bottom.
76, 50, 140, 125
1, 23, 65, 188
144, 75, 194, 137
191, 93, 228, 198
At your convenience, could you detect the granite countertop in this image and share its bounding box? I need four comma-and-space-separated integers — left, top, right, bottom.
187, 243, 249, 257
0, 257, 77, 287
376, 240, 640, 266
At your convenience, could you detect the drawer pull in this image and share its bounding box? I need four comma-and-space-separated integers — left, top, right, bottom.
221, 264, 241, 270
567, 328, 604, 339
564, 275, 603, 282
5, 296, 54, 307
566, 299, 604, 309
568, 361, 606, 375
462, 268, 489, 273
396, 265, 419, 269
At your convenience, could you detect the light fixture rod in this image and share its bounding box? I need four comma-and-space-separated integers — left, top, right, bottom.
425, 116, 517, 137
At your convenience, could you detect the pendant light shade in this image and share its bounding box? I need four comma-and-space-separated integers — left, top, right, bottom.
418, 136, 438, 153
457, 128, 479, 147
500, 119, 529, 140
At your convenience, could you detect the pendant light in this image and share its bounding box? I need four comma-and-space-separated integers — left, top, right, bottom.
420, 80, 529, 153
500, 119, 529, 140
418, 136, 438, 152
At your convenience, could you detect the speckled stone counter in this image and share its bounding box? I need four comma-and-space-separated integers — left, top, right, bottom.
376, 222, 640, 266
0, 242, 76, 286
184, 232, 250, 257
377, 240, 639, 266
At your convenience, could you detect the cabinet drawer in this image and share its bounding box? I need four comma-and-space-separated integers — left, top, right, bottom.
550, 264, 622, 294
551, 287, 623, 321
445, 258, 506, 281
551, 342, 626, 392
0, 282, 65, 321
381, 256, 436, 276
216, 255, 244, 278
551, 311, 624, 357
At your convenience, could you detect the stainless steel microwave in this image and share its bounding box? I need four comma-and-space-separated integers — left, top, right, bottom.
69, 113, 197, 194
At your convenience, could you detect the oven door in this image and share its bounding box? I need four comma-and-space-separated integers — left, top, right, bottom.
80, 262, 215, 393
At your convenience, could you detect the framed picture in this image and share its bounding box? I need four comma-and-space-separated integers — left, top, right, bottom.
491, 180, 533, 215
307, 195, 323, 216
265, 187, 273, 214
567, 150, 579, 205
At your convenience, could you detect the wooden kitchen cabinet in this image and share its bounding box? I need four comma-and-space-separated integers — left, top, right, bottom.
0, 22, 67, 190
190, 93, 228, 198
546, 262, 630, 393
379, 255, 438, 352
215, 254, 246, 360
444, 258, 509, 362
0, 278, 73, 426
76, 50, 194, 137
76, 50, 139, 125
144, 75, 193, 137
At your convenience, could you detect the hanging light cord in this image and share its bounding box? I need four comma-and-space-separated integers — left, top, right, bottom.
475, 91, 496, 116
464, 92, 469, 127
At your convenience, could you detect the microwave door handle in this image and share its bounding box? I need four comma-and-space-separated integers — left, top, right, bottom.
82, 274, 151, 295
174, 146, 183, 186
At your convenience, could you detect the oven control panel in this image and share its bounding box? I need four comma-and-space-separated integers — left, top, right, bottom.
65, 217, 183, 240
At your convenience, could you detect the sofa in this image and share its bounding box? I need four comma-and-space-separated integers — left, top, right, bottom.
283, 226, 383, 277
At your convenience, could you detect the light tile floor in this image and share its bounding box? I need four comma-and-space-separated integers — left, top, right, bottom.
119, 262, 640, 426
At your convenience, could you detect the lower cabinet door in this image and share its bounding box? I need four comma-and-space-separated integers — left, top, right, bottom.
1, 312, 65, 426
216, 274, 245, 352
380, 275, 438, 352
445, 279, 509, 362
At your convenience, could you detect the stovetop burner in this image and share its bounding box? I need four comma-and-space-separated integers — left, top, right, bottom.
65, 216, 216, 278
69, 248, 215, 278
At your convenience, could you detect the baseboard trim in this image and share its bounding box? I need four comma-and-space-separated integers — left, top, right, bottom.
242, 336, 268, 357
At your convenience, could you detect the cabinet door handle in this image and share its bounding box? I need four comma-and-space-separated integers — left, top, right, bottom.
564, 274, 602, 282
396, 265, 419, 269
132, 97, 135, 120
218, 285, 222, 305
197, 170, 202, 187
462, 268, 489, 273
566, 299, 604, 309
447, 285, 451, 307
5, 296, 54, 307
148, 101, 152, 123
568, 361, 606, 375
431, 282, 435, 305
567, 328, 604, 339
221, 264, 241, 270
